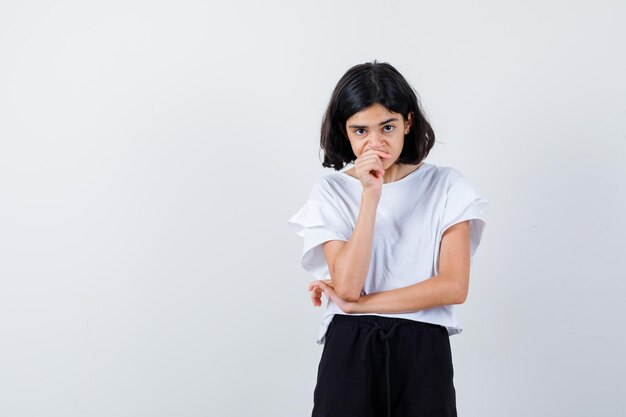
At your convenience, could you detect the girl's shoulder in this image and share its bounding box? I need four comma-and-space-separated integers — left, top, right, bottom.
304, 172, 349, 204
426, 164, 472, 190
428, 163, 462, 180
307, 163, 470, 201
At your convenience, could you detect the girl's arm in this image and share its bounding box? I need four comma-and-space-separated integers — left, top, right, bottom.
312, 220, 471, 313
324, 188, 380, 302
323, 148, 390, 302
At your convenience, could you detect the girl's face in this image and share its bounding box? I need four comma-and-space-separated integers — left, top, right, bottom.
345, 103, 412, 166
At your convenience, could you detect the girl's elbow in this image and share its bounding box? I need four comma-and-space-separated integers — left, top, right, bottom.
453, 282, 469, 304
439, 274, 468, 304
331, 272, 362, 302
455, 291, 468, 304
336, 287, 361, 302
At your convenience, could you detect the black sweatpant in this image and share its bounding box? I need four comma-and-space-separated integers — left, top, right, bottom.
311, 314, 457, 417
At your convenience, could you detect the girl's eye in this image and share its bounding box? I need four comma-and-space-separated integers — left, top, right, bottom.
383, 125, 395, 132
355, 129, 366, 136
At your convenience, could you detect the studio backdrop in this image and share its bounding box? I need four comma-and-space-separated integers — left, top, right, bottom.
0, 1, 624, 416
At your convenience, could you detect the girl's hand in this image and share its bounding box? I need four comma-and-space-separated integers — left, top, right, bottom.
308, 279, 357, 313
354, 146, 392, 190
308, 279, 332, 307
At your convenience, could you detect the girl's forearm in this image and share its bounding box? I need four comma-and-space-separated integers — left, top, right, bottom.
332, 190, 379, 301
350, 273, 466, 314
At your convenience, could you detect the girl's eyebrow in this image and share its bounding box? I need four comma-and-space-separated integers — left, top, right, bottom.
348, 117, 399, 129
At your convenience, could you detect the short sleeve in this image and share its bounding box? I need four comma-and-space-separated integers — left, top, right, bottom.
287, 195, 352, 279
435, 172, 489, 275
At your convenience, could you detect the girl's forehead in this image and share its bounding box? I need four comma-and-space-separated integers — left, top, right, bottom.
348, 104, 400, 122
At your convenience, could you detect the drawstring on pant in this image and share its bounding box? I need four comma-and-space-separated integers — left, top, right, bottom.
361, 320, 401, 417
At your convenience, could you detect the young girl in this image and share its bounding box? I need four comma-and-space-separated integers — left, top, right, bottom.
287, 61, 489, 417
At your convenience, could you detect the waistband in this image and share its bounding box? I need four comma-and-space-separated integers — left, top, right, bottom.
331, 313, 446, 332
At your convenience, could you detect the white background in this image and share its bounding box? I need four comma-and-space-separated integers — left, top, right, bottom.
1, 1, 625, 416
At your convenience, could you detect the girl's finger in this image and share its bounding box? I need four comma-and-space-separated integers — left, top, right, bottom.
310, 284, 321, 293
308, 280, 322, 291
363, 148, 392, 158
359, 159, 383, 172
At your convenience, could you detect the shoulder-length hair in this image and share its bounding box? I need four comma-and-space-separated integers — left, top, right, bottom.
320, 61, 435, 170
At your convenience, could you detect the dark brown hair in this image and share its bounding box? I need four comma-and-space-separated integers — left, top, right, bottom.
320, 60, 435, 170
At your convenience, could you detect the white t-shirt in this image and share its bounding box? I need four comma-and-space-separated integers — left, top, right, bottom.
287, 162, 489, 345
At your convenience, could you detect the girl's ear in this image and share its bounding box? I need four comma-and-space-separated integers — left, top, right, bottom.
404, 112, 413, 134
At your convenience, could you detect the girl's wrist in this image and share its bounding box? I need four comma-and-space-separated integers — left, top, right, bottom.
361, 190, 381, 208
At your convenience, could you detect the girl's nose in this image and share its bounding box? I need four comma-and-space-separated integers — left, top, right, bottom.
367, 134, 385, 148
